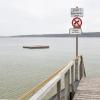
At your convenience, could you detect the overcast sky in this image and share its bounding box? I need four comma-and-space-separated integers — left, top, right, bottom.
0, 0, 99, 36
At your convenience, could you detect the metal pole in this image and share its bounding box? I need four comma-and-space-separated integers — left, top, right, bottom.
76, 35, 78, 57
75, 35, 79, 81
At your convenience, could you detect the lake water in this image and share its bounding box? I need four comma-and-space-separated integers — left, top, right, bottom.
0, 37, 100, 99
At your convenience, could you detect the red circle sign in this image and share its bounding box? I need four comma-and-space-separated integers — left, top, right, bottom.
72, 17, 82, 28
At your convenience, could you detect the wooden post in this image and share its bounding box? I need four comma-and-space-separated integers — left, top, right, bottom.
70, 65, 75, 99
81, 56, 86, 77
75, 58, 78, 81
79, 56, 82, 78
64, 70, 70, 100
57, 80, 61, 100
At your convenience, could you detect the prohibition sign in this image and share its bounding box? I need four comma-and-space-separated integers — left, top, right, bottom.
72, 17, 82, 28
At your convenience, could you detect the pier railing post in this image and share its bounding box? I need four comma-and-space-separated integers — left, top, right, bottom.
57, 80, 61, 100
64, 70, 70, 100
79, 56, 86, 80
70, 65, 75, 99
80, 56, 83, 79
75, 58, 79, 81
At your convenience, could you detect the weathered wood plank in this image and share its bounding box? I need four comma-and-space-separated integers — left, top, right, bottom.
73, 78, 100, 100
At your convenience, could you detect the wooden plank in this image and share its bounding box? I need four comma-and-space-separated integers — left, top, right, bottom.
73, 78, 100, 100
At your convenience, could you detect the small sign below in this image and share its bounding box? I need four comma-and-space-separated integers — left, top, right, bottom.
71, 7, 83, 17
69, 28, 82, 34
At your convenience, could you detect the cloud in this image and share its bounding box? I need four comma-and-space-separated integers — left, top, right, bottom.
0, 0, 100, 36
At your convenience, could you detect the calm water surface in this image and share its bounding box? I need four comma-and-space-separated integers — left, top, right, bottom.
0, 37, 100, 99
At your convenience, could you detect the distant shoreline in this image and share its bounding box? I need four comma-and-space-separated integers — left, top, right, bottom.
1, 32, 100, 38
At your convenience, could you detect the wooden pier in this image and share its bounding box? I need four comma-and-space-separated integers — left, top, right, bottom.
73, 78, 100, 100
18, 55, 100, 100
19, 56, 86, 100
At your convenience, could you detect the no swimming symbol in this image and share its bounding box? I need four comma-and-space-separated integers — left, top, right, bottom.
72, 17, 82, 28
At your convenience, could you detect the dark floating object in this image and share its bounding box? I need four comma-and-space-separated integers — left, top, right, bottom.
23, 45, 49, 49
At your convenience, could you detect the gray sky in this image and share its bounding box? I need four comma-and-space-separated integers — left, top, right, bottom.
0, 0, 99, 36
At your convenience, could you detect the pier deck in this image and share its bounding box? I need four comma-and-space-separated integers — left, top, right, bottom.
73, 78, 100, 100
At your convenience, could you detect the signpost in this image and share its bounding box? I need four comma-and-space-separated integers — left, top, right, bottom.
70, 6, 84, 81
69, 6, 83, 57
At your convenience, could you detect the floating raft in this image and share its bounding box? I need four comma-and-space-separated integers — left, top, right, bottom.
23, 45, 49, 49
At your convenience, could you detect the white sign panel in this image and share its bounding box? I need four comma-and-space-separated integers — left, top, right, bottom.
71, 7, 83, 17
69, 28, 82, 34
